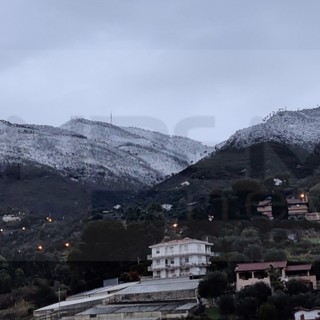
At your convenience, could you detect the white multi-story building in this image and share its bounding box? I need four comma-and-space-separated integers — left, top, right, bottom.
147, 237, 214, 278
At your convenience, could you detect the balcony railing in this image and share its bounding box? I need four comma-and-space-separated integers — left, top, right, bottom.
148, 262, 210, 272
148, 251, 213, 259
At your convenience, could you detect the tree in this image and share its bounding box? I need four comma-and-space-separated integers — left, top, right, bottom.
286, 278, 310, 295
271, 192, 288, 219
271, 229, 288, 243
308, 183, 320, 212
235, 296, 258, 319
198, 271, 228, 299
235, 282, 272, 319
207, 189, 229, 220
218, 294, 234, 315
290, 293, 313, 309
14, 268, 26, 287
244, 244, 264, 262
0, 272, 12, 293
33, 278, 57, 308
267, 265, 285, 292
312, 258, 320, 280
228, 252, 249, 263
231, 179, 264, 218
269, 290, 292, 320
256, 302, 278, 320
264, 249, 287, 262
237, 282, 271, 305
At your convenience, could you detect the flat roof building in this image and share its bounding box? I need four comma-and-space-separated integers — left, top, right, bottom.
34, 277, 201, 319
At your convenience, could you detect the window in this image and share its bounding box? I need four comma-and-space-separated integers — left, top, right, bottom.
239, 272, 252, 280
171, 259, 174, 264
156, 249, 160, 254
254, 271, 267, 279
185, 257, 189, 263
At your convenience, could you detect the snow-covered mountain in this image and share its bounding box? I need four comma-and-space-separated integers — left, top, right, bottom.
0, 118, 212, 189
221, 107, 320, 152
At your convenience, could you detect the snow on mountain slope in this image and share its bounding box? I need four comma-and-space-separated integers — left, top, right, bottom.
121, 127, 210, 164
0, 120, 154, 188
222, 107, 320, 152
0, 119, 212, 189
61, 119, 213, 178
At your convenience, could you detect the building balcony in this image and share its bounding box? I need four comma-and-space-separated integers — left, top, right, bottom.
148, 251, 213, 259
148, 262, 210, 272
148, 265, 166, 271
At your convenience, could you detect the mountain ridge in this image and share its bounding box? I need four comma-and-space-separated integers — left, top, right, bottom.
0, 118, 213, 190
221, 107, 320, 152
135, 107, 320, 213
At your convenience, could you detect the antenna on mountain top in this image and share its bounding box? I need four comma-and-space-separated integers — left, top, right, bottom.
110, 112, 113, 125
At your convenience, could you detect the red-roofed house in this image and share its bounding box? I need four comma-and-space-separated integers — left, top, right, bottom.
256, 199, 273, 219
256, 197, 309, 220
287, 198, 309, 217
235, 261, 316, 291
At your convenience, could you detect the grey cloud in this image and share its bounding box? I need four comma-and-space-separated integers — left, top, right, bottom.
2, 0, 320, 51
1, 1, 320, 144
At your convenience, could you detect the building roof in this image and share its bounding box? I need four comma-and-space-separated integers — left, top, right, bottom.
287, 199, 308, 205
113, 277, 200, 295
34, 278, 199, 315
66, 282, 138, 301
35, 293, 113, 312
77, 301, 198, 316
235, 261, 313, 273
235, 261, 287, 272
257, 200, 272, 207
286, 264, 312, 272
34, 282, 138, 313
149, 237, 213, 248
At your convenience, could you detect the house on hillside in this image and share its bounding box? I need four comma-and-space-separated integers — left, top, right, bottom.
294, 308, 320, 320
235, 261, 316, 291
256, 199, 273, 219
287, 198, 309, 218
256, 197, 309, 220
305, 212, 320, 222
2, 214, 21, 222
148, 237, 214, 278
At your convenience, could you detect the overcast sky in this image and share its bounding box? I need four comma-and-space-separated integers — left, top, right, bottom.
1, 0, 320, 145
